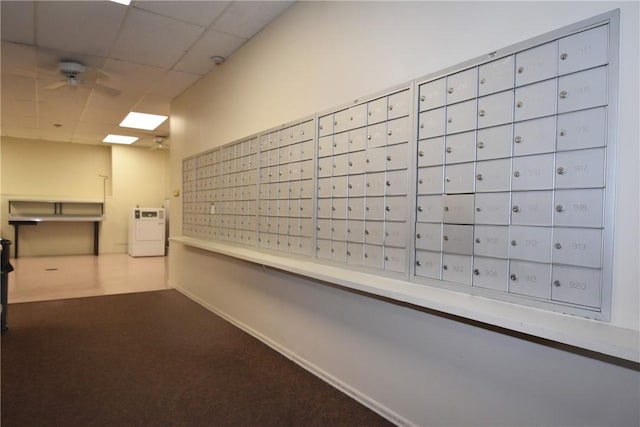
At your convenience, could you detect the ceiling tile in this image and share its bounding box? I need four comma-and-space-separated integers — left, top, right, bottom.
212, 1, 293, 39
111, 8, 204, 68
1, 42, 38, 77
101, 58, 166, 96
132, 0, 230, 27
1, 1, 35, 44
132, 95, 171, 116
36, 1, 127, 57
174, 29, 246, 75
147, 70, 202, 100
1, 74, 36, 102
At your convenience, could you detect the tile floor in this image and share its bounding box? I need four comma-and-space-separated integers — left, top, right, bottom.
7, 254, 169, 304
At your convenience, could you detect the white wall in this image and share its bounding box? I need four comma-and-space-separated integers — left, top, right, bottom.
170, 2, 639, 426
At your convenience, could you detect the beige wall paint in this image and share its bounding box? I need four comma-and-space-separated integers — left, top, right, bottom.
0, 136, 169, 256
169, 2, 638, 425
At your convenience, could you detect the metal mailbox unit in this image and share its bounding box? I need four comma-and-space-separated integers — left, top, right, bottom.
181, 10, 619, 321
412, 10, 618, 319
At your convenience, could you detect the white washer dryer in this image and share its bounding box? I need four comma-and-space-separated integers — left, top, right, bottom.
128, 208, 165, 257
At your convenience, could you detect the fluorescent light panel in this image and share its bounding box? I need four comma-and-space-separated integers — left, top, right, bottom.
109, 0, 131, 5
120, 112, 168, 131
103, 134, 138, 144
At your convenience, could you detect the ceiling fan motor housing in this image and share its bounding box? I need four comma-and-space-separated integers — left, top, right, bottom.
59, 61, 86, 82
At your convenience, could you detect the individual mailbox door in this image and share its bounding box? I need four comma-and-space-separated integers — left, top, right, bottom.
365, 197, 385, 221
511, 190, 553, 226
288, 199, 300, 217
442, 194, 474, 224
332, 175, 348, 198
259, 199, 270, 217
299, 120, 315, 142
513, 116, 556, 156
364, 221, 384, 245
317, 177, 332, 198
555, 148, 605, 189
479, 55, 515, 96
348, 174, 365, 197
418, 166, 443, 195
277, 199, 288, 216
288, 162, 301, 181
318, 135, 333, 157
278, 182, 289, 200
385, 170, 408, 196
418, 137, 445, 167
442, 254, 472, 285
388, 116, 411, 146
552, 227, 602, 268
384, 221, 407, 248
348, 151, 367, 175
318, 114, 333, 137
386, 143, 409, 171
316, 239, 331, 260
384, 247, 407, 273
299, 236, 313, 255
367, 97, 387, 125
514, 79, 557, 121
446, 100, 476, 134
474, 225, 509, 258
551, 265, 602, 308
348, 197, 365, 220
278, 146, 288, 164
474, 192, 511, 225
346, 242, 364, 265
363, 244, 384, 269
268, 149, 279, 166
509, 226, 552, 263
317, 199, 331, 218
365, 171, 386, 197
366, 122, 387, 149
346, 220, 365, 243
558, 66, 608, 114
365, 147, 387, 172
332, 153, 349, 176
511, 153, 555, 191
442, 224, 473, 255
299, 199, 313, 217
445, 131, 476, 164
331, 219, 347, 242
477, 124, 512, 160
385, 196, 407, 221
558, 25, 608, 75
445, 163, 475, 194
556, 107, 606, 151
475, 158, 511, 192
349, 127, 367, 151
553, 188, 604, 228
300, 179, 313, 199
417, 195, 444, 223
318, 157, 332, 178
477, 90, 514, 128
332, 198, 347, 219
260, 134, 270, 151
419, 107, 446, 139
300, 159, 313, 180
446, 67, 477, 104
298, 218, 313, 237
277, 217, 289, 235
348, 103, 367, 130
333, 131, 349, 155
268, 200, 278, 216
388, 89, 411, 120
415, 250, 442, 279
515, 41, 558, 86
333, 109, 350, 134
416, 222, 443, 251
288, 143, 301, 163
472, 257, 508, 291
508, 261, 551, 299
300, 139, 314, 161
419, 77, 446, 111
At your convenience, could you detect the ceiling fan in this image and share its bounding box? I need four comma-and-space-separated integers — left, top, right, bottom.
44, 61, 121, 96
150, 136, 170, 150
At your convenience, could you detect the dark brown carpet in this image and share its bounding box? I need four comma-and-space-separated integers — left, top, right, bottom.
1, 290, 392, 426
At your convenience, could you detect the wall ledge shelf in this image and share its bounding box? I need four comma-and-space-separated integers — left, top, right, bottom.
173, 235, 639, 364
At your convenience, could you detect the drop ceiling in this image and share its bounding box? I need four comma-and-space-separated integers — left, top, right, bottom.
0, 0, 293, 149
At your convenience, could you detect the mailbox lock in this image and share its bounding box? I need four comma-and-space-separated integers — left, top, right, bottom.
510, 274, 518, 281
555, 243, 562, 249
477, 141, 485, 149
516, 101, 523, 108
476, 207, 482, 212
385, 206, 391, 212
418, 179, 424, 184
511, 240, 517, 246
388, 104, 394, 111
348, 206, 352, 211
416, 260, 422, 266
480, 78, 486, 85
366, 158, 370, 163
447, 87, 454, 94
475, 238, 481, 244
514, 136, 522, 143
388, 130, 393, 136
513, 171, 520, 178
554, 280, 562, 287
364, 253, 369, 258
517, 66, 524, 74
559, 129, 567, 137
416, 233, 422, 239
557, 166, 566, 175
560, 53, 568, 61
334, 121, 338, 126
446, 177, 451, 182
559, 90, 568, 99
444, 206, 450, 212
420, 95, 426, 102
443, 235, 449, 241
419, 150, 424, 157
384, 256, 389, 262
446, 146, 453, 153
443, 265, 448, 270
476, 174, 483, 181
387, 155, 392, 161
512, 205, 520, 213
417, 206, 424, 212
365, 229, 370, 235
478, 109, 486, 117
349, 161, 353, 166
348, 184, 353, 189
420, 123, 425, 129
448, 117, 453, 123
346, 251, 351, 256
473, 269, 480, 276
386, 181, 391, 186
367, 135, 372, 140
556, 204, 564, 212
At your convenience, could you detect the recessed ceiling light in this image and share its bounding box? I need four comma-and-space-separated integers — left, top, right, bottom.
109, 0, 131, 5
103, 134, 138, 145
120, 112, 168, 131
